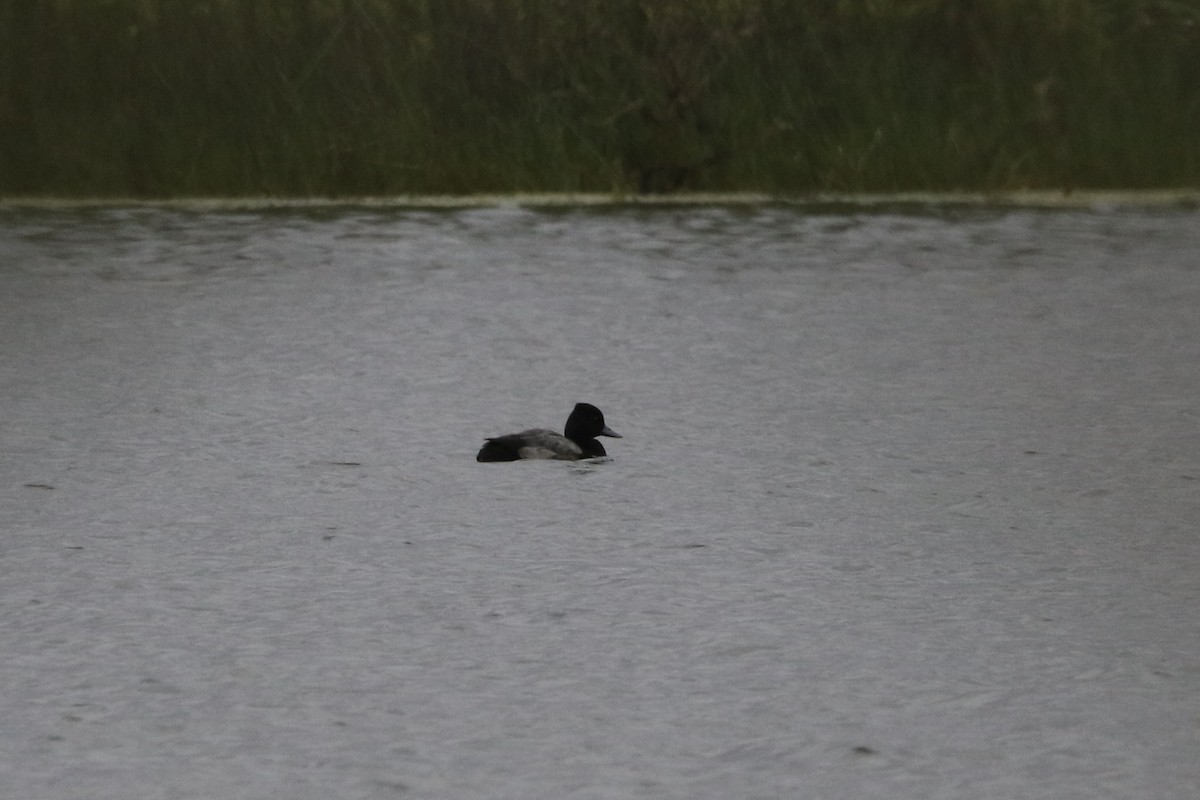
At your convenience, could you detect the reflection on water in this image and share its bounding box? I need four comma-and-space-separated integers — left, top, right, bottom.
2, 203, 1199, 799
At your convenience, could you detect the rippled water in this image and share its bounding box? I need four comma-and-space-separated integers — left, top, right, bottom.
2, 202, 1198, 799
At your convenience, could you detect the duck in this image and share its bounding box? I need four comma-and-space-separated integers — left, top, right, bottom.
476, 403, 622, 462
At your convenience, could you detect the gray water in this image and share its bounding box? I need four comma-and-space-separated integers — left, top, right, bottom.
2, 202, 1198, 799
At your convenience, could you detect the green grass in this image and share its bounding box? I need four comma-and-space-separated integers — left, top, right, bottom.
2, 0, 1199, 196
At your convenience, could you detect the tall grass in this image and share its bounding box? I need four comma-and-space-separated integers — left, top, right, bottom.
2, 0, 1198, 196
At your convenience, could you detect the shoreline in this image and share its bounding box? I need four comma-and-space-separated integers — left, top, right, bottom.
3, 190, 1199, 212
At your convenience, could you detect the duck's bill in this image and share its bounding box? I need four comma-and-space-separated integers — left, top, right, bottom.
600, 425, 622, 438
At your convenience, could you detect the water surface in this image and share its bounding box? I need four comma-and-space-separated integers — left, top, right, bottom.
2, 203, 1198, 799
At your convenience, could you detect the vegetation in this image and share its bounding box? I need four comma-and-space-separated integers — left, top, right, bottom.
2, 0, 1199, 196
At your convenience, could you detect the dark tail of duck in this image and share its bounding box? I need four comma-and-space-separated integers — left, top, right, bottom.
476, 439, 520, 462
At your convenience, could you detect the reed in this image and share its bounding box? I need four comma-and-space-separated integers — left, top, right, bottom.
2, 0, 1198, 196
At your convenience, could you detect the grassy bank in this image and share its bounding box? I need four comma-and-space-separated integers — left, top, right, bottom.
2, 0, 1199, 197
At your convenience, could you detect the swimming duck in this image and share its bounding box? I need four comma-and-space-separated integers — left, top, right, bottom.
476, 403, 622, 462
